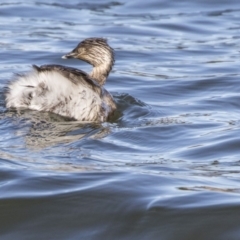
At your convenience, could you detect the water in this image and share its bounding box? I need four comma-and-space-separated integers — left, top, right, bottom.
1, 0, 240, 239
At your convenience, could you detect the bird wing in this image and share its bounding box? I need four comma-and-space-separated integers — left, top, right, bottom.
33, 64, 100, 90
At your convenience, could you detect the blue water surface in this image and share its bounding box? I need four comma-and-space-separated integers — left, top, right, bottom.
1, 0, 240, 239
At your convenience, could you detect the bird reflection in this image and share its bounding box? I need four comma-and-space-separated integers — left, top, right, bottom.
9, 109, 111, 149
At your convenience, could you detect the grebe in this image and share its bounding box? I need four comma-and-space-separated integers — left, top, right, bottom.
5, 38, 116, 122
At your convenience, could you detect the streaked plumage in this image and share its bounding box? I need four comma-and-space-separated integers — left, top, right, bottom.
5, 38, 116, 122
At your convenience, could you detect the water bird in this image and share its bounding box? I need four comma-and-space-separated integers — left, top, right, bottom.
5, 38, 116, 122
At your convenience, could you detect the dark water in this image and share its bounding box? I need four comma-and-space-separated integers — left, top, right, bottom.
1, 0, 240, 239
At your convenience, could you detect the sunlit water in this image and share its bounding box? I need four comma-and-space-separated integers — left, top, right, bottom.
1, 0, 240, 239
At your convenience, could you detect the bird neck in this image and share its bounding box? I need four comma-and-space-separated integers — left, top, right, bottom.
90, 59, 113, 86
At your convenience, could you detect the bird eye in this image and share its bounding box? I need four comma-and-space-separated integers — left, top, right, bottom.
78, 47, 85, 55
